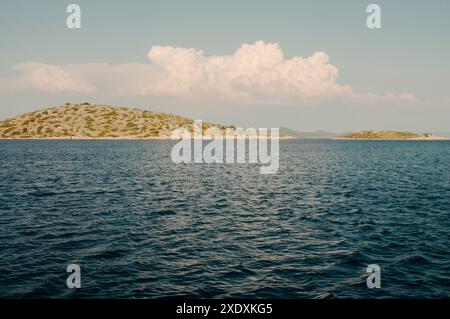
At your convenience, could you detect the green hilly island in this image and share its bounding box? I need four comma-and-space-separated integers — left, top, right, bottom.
0, 103, 232, 139
339, 130, 444, 140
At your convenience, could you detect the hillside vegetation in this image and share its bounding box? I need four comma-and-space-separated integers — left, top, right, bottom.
0, 103, 232, 139
340, 130, 427, 140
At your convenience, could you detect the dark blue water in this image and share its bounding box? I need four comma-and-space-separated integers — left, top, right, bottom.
0, 140, 449, 298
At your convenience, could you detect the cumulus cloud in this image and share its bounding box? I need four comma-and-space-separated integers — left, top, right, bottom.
0, 41, 415, 104
145, 41, 352, 100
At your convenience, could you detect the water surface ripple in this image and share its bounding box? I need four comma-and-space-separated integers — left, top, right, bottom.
0, 140, 449, 298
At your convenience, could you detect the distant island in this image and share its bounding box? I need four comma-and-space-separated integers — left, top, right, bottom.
0, 104, 447, 140
279, 127, 339, 139
338, 130, 448, 140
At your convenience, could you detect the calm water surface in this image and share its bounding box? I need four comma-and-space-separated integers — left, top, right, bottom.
0, 140, 449, 298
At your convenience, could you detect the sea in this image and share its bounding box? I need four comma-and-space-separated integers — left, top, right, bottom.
0, 140, 449, 298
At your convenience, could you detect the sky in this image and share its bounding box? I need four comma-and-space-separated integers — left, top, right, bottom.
0, 0, 449, 132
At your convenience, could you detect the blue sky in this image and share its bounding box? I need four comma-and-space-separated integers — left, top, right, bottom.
0, 0, 449, 132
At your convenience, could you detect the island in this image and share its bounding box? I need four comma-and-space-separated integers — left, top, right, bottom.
0, 104, 447, 140
338, 130, 448, 140
0, 103, 233, 139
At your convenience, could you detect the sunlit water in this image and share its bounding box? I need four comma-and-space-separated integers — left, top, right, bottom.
0, 140, 449, 298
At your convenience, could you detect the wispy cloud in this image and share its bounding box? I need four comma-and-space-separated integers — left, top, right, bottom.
0, 62, 96, 93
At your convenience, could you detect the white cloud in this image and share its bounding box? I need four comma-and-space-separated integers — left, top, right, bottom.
145, 41, 352, 100
0, 62, 96, 93
0, 41, 415, 104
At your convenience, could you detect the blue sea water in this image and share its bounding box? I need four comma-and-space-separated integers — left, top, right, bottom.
0, 140, 449, 298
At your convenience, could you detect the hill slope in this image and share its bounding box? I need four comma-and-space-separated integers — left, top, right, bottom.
0, 103, 232, 139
